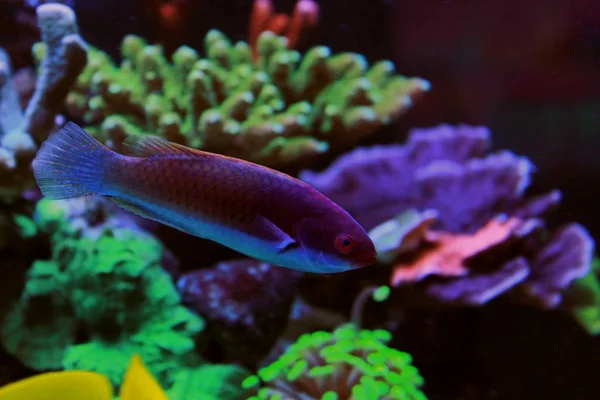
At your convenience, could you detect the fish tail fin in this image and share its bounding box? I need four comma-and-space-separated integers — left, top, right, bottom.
32, 122, 116, 200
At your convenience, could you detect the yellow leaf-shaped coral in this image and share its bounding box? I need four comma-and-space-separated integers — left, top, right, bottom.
119, 355, 169, 400
0, 371, 112, 400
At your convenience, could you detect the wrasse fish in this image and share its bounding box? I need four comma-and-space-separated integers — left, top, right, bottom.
32, 122, 377, 273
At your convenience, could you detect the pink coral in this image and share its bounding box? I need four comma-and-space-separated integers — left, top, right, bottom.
249, 0, 319, 60
391, 217, 524, 286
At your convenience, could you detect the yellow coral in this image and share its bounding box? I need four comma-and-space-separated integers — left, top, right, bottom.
120, 355, 169, 400
0, 354, 168, 400
0, 371, 112, 400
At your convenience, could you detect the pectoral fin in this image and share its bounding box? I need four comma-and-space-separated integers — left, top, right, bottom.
252, 216, 297, 253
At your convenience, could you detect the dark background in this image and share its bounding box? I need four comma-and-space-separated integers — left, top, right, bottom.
1, 0, 600, 398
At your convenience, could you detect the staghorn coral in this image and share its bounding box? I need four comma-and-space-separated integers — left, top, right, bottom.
300, 124, 595, 312
0, 49, 36, 204
178, 258, 301, 367
243, 323, 427, 400
0, 49, 33, 162
23, 3, 87, 143
64, 29, 428, 168
0, 3, 86, 203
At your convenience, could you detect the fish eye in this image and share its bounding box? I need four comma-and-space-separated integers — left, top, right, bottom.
335, 233, 355, 254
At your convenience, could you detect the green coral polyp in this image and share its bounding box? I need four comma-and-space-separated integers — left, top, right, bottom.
309, 364, 335, 377
245, 323, 427, 399
63, 29, 428, 168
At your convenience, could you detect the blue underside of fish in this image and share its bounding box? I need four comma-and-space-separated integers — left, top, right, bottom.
108, 192, 332, 273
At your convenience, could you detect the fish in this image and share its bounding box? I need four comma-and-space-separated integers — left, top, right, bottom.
32, 122, 377, 273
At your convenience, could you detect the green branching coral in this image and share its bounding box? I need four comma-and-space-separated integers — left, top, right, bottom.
243, 323, 427, 400
65, 30, 429, 168
0, 199, 249, 399
1, 200, 201, 379
168, 364, 251, 400
565, 258, 600, 335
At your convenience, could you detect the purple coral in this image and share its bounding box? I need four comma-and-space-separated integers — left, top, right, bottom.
424, 222, 593, 308
300, 124, 492, 231
426, 258, 531, 305
520, 223, 594, 307
301, 124, 561, 233
177, 259, 300, 367
300, 124, 595, 308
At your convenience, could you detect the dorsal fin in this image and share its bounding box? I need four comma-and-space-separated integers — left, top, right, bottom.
122, 135, 204, 158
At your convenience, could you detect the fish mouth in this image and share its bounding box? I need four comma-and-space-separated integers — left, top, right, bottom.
354, 255, 377, 268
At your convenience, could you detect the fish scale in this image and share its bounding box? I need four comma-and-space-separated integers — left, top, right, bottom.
115, 156, 271, 229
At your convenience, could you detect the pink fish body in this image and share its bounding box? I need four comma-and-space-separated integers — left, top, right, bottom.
33, 122, 377, 273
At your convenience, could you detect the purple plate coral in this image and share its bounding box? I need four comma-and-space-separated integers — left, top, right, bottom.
300, 124, 595, 309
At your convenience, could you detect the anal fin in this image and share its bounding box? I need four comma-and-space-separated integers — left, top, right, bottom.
111, 197, 163, 223
110, 197, 197, 236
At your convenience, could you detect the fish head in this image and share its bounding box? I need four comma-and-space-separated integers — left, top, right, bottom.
294, 213, 377, 273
